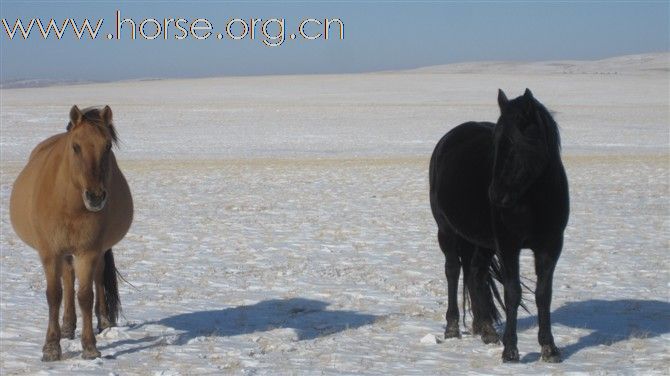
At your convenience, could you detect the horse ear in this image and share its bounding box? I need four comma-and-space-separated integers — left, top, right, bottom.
101, 105, 113, 125
524, 88, 536, 114
524, 88, 534, 99
498, 89, 508, 109
69, 105, 83, 126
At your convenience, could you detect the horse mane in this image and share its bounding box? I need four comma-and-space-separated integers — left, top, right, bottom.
490, 91, 563, 208
533, 99, 561, 156
66, 106, 119, 146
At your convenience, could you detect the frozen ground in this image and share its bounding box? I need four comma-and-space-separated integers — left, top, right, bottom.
1, 53, 669, 375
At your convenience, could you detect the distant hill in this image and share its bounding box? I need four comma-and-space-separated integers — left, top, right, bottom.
1, 53, 667, 89
406, 53, 669, 75
0, 78, 95, 89
0, 77, 168, 89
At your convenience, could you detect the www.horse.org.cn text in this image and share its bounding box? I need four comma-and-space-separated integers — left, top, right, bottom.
1, 10, 344, 47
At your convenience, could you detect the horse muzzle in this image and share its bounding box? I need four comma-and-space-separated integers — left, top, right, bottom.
83, 189, 107, 212
493, 194, 515, 208
489, 185, 515, 208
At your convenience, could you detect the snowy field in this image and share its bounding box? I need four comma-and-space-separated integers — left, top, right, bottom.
1, 53, 669, 375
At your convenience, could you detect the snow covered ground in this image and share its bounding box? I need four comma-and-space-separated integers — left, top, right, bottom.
1, 53, 668, 375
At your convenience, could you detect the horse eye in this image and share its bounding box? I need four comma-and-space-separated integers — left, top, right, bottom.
72, 143, 81, 154
105, 142, 112, 151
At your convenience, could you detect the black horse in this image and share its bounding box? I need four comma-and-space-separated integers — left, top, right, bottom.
429, 89, 569, 363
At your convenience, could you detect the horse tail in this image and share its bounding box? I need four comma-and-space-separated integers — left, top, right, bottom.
488, 257, 505, 323
490, 253, 531, 316
103, 249, 121, 325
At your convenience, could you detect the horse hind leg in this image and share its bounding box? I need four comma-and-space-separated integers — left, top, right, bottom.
438, 229, 462, 339
61, 255, 76, 339
94, 255, 111, 333
95, 249, 120, 333
468, 247, 500, 344
96, 249, 121, 333
40, 253, 64, 361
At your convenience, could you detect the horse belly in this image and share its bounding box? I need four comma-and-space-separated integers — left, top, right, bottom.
440, 163, 495, 248
101, 167, 133, 250
9, 167, 38, 249
432, 123, 496, 248
9, 158, 49, 249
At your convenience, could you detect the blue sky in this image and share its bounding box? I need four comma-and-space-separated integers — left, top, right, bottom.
0, 1, 668, 81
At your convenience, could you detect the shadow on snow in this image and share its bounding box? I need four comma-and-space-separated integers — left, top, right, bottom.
102, 297, 378, 358
514, 299, 670, 362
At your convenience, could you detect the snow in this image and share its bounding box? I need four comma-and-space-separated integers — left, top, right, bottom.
1, 53, 669, 375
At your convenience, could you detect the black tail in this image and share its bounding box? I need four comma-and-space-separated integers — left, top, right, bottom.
489, 255, 531, 316
489, 257, 505, 323
461, 251, 503, 327
103, 249, 121, 325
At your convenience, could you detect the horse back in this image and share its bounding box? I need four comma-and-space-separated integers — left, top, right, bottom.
28, 133, 66, 161
430, 122, 496, 248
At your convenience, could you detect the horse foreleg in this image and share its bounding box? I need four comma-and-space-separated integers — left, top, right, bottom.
534, 244, 562, 363
41, 254, 63, 361
438, 230, 461, 339
74, 253, 101, 359
501, 249, 521, 362
61, 255, 76, 339
94, 255, 111, 333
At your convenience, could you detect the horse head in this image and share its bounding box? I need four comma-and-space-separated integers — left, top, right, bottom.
489, 89, 557, 208
66, 105, 119, 212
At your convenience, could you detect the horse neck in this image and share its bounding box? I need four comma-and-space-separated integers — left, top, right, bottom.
546, 144, 564, 170
536, 151, 566, 190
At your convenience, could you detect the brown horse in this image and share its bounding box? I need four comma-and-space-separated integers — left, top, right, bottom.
10, 105, 133, 361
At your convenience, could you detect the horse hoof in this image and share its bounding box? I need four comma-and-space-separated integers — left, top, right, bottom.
97, 316, 114, 333
444, 327, 461, 339
61, 325, 76, 339
541, 344, 562, 363
82, 347, 101, 360
42, 343, 62, 362
481, 331, 500, 345
474, 322, 499, 344
502, 348, 520, 363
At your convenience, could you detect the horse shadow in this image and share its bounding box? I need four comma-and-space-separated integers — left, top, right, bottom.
514, 299, 670, 362
102, 297, 378, 358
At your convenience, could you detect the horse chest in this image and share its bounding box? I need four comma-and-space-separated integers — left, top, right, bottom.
43, 211, 106, 252
494, 204, 536, 244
